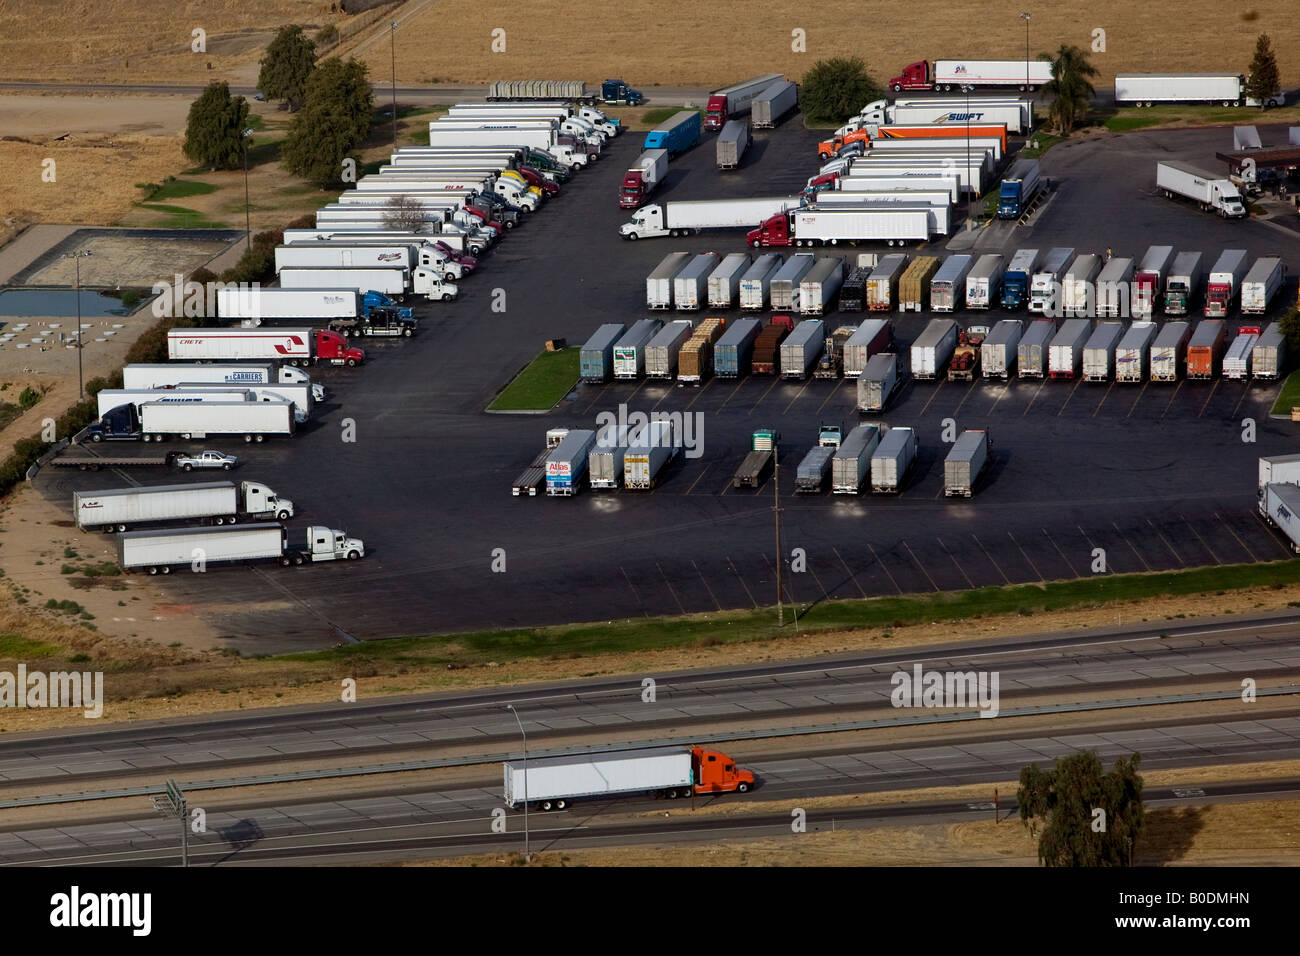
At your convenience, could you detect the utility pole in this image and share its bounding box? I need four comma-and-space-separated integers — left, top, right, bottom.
963, 84, 975, 228
773, 442, 783, 627
391, 22, 399, 148
241, 128, 254, 251
62, 250, 91, 400
1020, 12, 1033, 130
506, 704, 530, 862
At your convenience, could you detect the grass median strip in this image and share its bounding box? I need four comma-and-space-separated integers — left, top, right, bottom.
1271, 368, 1300, 416
487, 348, 580, 412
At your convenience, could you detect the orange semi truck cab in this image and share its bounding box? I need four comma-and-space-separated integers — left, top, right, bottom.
818, 127, 872, 160
692, 746, 755, 794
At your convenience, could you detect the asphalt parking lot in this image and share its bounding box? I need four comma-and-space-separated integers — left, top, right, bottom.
35, 115, 1300, 651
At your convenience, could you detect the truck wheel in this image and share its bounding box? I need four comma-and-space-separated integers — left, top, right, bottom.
148, 566, 158, 575
244, 435, 254, 443
277, 510, 290, 521
504, 220, 515, 230
892, 82, 902, 92
444, 271, 457, 281
346, 358, 358, 367
91, 433, 103, 443
666, 788, 679, 799
541, 800, 554, 811
117, 524, 127, 533
751, 239, 761, 249
280, 557, 291, 567
346, 550, 360, 560
293, 554, 305, 565
442, 293, 454, 302
222, 463, 233, 471
554, 799, 568, 810
182, 463, 194, 472
161, 566, 171, 575
737, 782, 750, 793
255, 435, 264, 443
402, 327, 413, 337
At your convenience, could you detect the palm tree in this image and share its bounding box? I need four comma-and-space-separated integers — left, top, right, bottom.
1038, 45, 1098, 134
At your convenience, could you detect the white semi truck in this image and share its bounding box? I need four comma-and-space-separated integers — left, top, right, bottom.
74, 480, 294, 532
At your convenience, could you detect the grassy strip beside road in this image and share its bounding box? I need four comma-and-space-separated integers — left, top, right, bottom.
640, 106, 702, 127
1101, 103, 1300, 133
284, 559, 1300, 669
1271, 369, 1300, 416
487, 348, 580, 412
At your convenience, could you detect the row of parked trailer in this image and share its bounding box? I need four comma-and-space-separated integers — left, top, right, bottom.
777, 424, 990, 497
511, 420, 687, 496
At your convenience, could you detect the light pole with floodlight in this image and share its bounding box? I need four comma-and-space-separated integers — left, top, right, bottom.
506, 704, 530, 862
61, 250, 92, 399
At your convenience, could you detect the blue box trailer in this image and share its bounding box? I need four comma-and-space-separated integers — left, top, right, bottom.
580, 323, 626, 382
643, 111, 702, 154
714, 317, 763, 378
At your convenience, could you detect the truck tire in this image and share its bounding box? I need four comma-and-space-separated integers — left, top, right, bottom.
148, 566, 158, 575
222, 463, 233, 471
346, 358, 358, 367
161, 565, 171, 574
276, 510, 290, 521
555, 799, 567, 810
255, 435, 265, 443
293, 554, 305, 565
626, 232, 638, 241
346, 550, 360, 560
403, 327, 413, 337
892, 82, 903, 92
736, 782, 750, 793
541, 800, 554, 811
182, 463, 194, 472
244, 435, 254, 443
91, 433, 103, 443
280, 556, 292, 567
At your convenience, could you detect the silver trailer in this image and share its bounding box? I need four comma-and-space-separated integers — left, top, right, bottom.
795, 445, 835, 492
644, 320, 695, 378
1222, 331, 1258, 380
842, 318, 893, 377
1150, 321, 1191, 381
580, 323, 626, 382
1262, 482, 1300, 553
1062, 254, 1103, 317
832, 424, 882, 494
738, 253, 784, 310
799, 258, 846, 315
612, 319, 663, 379
673, 253, 722, 311
857, 352, 900, 412
780, 319, 826, 379
769, 254, 817, 311
870, 426, 918, 493
624, 419, 680, 489
1115, 321, 1157, 383
1096, 257, 1136, 317
964, 254, 1006, 310
545, 429, 597, 496
588, 422, 635, 489
1017, 319, 1056, 378
1048, 318, 1093, 379
1163, 251, 1204, 316
646, 251, 693, 309
1082, 321, 1125, 381
707, 252, 752, 308
911, 318, 959, 380
930, 254, 974, 312
716, 119, 752, 170
714, 317, 763, 377
1251, 322, 1286, 380
751, 79, 798, 128
865, 253, 909, 311
943, 429, 991, 497
981, 319, 1023, 380
1258, 454, 1300, 502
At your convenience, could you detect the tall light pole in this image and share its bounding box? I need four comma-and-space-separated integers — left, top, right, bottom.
241, 127, 254, 251
962, 84, 975, 227
390, 21, 399, 148
61, 250, 91, 400
506, 704, 530, 862
773, 442, 783, 627
1020, 12, 1032, 129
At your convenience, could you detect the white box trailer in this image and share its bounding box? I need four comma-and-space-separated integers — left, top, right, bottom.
751, 80, 799, 128
788, 206, 932, 245
545, 429, 597, 496
168, 381, 314, 422
673, 253, 722, 310
75, 480, 293, 532
965, 254, 1005, 310
866, 253, 909, 311
1241, 257, 1287, 314
274, 243, 416, 272
123, 363, 313, 391
870, 100, 1027, 134
857, 352, 900, 412
933, 59, 1052, 90
1096, 257, 1136, 317
1156, 161, 1246, 218
1223, 331, 1258, 379
1062, 255, 1103, 316
96, 388, 250, 421
117, 524, 286, 572
716, 119, 751, 170
140, 401, 295, 441
870, 425, 917, 492
832, 424, 882, 494
613, 319, 663, 378
930, 255, 974, 312
1251, 323, 1286, 380
816, 189, 953, 210
943, 429, 991, 496
838, 175, 961, 203
587, 422, 635, 489
279, 267, 408, 297
769, 254, 817, 310
1132, 245, 1175, 318
869, 136, 1002, 163
624, 420, 680, 489
1082, 321, 1125, 381
1259, 455, 1300, 501
621, 197, 802, 240
1029, 247, 1076, 314
707, 252, 752, 308
1017, 320, 1056, 378
738, 254, 784, 310
1262, 482, 1300, 552
799, 258, 846, 314
845, 161, 984, 195
1115, 321, 1157, 382
1048, 319, 1093, 379
780, 319, 826, 378
911, 318, 959, 380
646, 252, 693, 309
1115, 73, 1243, 106
981, 319, 1023, 380
217, 287, 359, 321
502, 746, 693, 809
645, 320, 695, 378
843, 318, 893, 377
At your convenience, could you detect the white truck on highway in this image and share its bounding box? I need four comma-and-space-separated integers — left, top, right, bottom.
74, 480, 294, 532
115, 524, 364, 575
620, 197, 802, 239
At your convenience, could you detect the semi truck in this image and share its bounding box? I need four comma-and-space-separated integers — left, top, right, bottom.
1048, 319, 1092, 379
673, 253, 722, 310
272, 242, 466, 280
865, 254, 909, 311
747, 207, 932, 248
123, 362, 319, 400
619, 149, 669, 209
752, 79, 799, 128
837, 174, 962, 204
1258, 454, 1300, 503
871, 426, 918, 493
642, 111, 702, 154
1251, 323, 1285, 380
613, 319, 664, 378
705, 74, 784, 130
216, 287, 408, 323
1241, 257, 1287, 314
75, 480, 294, 532
944, 429, 991, 497
625, 420, 680, 489
1163, 251, 1203, 316
1186, 320, 1226, 379
732, 428, 780, 488
502, 744, 753, 811
1082, 321, 1125, 381
965, 254, 1006, 310
769, 255, 817, 311
1115, 321, 1157, 382
85, 401, 295, 443
716, 120, 752, 170
898, 256, 940, 312
1062, 255, 1104, 317
738, 253, 784, 310
843, 319, 893, 377
714, 317, 763, 377
780, 319, 826, 378
857, 353, 901, 412
816, 325, 858, 378
1261, 483, 1300, 553
1115, 73, 1279, 107
646, 252, 693, 309
545, 429, 597, 496
1150, 321, 1192, 381
930, 255, 974, 312
707, 252, 752, 308
1029, 247, 1076, 314
116, 524, 363, 574
948, 327, 986, 381
1156, 161, 1246, 218
887, 59, 1053, 92
645, 320, 695, 378
832, 424, 882, 494
580, 323, 626, 382
911, 318, 959, 380
997, 159, 1042, 219
799, 258, 846, 314
981, 320, 1022, 380
1205, 250, 1250, 317
1000, 248, 1042, 310
1132, 246, 1175, 318
859, 98, 1029, 134
167, 327, 365, 368
1016, 320, 1055, 379
96, 387, 251, 421
1223, 329, 1258, 380
587, 422, 634, 489
622, 197, 801, 240
1096, 257, 1136, 317
601, 79, 645, 105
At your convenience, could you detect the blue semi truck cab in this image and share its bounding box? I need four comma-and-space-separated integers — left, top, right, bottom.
601, 79, 643, 106
997, 159, 1043, 219
84, 404, 142, 442
361, 290, 413, 322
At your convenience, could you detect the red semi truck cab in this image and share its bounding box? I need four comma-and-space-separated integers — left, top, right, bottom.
620, 169, 650, 209
690, 746, 755, 794
747, 212, 795, 248
803, 172, 840, 199
313, 330, 366, 367
704, 94, 731, 131
514, 165, 560, 196
889, 60, 935, 92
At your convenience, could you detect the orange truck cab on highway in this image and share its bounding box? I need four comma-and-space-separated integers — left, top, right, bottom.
692, 745, 756, 794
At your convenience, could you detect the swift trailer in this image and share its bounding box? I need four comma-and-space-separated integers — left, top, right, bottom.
965, 254, 1006, 310
747, 207, 932, 248
1258, 455, 1300, 502
944, 429, 991, 497
1164, 251, 1203, 316
860, 100, 1028, 134
1000, 248, 1042, 310
613, 319, 664, 378
1062, 255, 1104, 317
646, 252, 693, 309
673, 253, 722, 310
621, 197, 801, 240
888, 59, 1053, 92
714, 317, 763, 377
871, 426, 918, 492
769, 255, 816, 311
930, 255, 974, 312
843, 319, 893, 377
642, 111, 702, 155
997, 159, 1042, 219
1096, 257, 1136, 318
502, 744, 753, 811
1262, 483, 1300, 553
751, 80, 798, 128
1048, 319, 1092, 379
619, 148, 669, 208
1205, 250, 1250, 317
911, 318, 959, 380
116, 524, 363, 574
707, 252, 752, 308
857, 352, 901, 412
75, 480, 293, 532
1017, 320, 1056, 379
1156, 161, 1246, 218
739, 254, 784, 310
1252, 323, 1286, 380
716, 120, 752, 170
580, 323, 626, 382
1241, 257, 1287, 314
1115, 321, 1158, 382
781, 319, 826, 379
645, 320, 695, 378
1150, 322, 1192, 381
799, 258, 846, 314
705, 74, 784, 130
1133, 246, 1175, 318
1115, 73, 1262, 107
1082, 321, 1125, 381
1029, 247, 1076, 314
166, 328, 365, 367
981, 320, 1023, 380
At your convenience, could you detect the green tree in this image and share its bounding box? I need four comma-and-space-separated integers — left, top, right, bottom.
281, 57, 374, 187
1038, 45, 1098, 134
1244, 34, 1280, 108
1019, 750, 1145, 866
315, 24, 340, 50
182, 82, 250, 171
382, 195, 439, 232
257, 25, 317, 112
1278, 306, 1300, 360
799, 57, 884, 125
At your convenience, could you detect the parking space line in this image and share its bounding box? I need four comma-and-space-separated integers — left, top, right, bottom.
817, 379, 848, 413
1090, 380, 1117, 417
917, 379, 946, 417
1113, 521, 1151, 571
683, 378, 715, 410
937, 538, 974, 588
1197, 378, 1223, 418
901, 539, 940, 592
986, 381, 1011, 416
781, 378, 814, 415
1044, 528, 1079, 575
1123, 380, 1149, 420
832, 545, 869, 598
971, 533, 1011, 584
684, 462, 715, 495
951, 378, 981, 416
805, 561, 833, 601
691, 559, 724, 611
727, 555, 760, 608
1228, 383, 1251, 420
716, 379, 745, 410
620, 565, 649, 616
656, 561, 687, 614
580, 384, 610, 416
1075, 524, 1101, 567
1021, 379, 1047, 416
745, 376, 784, 415
1145, 518, 1184, 564
1214, 511, 1264, 562
1056, 377, 1084, 415
1159, 380, 1184, 419
1007, 531, 1044, 581
1180, 513, 1222, 565
864, 543, 904, 595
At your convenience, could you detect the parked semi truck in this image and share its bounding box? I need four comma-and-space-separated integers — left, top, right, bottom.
167, 327, 365, 367
1223, 329, 1259, 380
1156, 161, 1246, 218
751, 80, 799, 128
1062, 255, 1103, 317
716, 120, 752, 170
911, 318, 959, 380
619, 149, 669, 208
832, 424, 882, 494
643, 111, 702, 154
1252, 323, 1286, 380
799, 258, 846, 314
123, 363, 320, 401
1205, 250, 1250, 317
866, 254, 909, 311
1150, 321, 1192, 381
1082, 321, 1125, 381
1116, 73, 1281, 108
705, 74, 784, 130
944, 429, 991, 497
966, 254, 1005, 309
857, 353, 901, 412
714, 317, 763, 377
930, 255, 974, 312
625, 420, 681, 489
1262, 483, 1300, 553
74, 480, 294, 532
677, 318, 724, 384
733, 428, 780, 488
1016, 320, 1055, 379
1048, 319, 1092, 379
1028, 248, 1076, 314
752, 316, 795, 372
1096, 257, 1136, 317
216, 287, 410, 323
116, 524, 363, 574
622, 197, 801, 240
1186, 320, 1226, 379
747, 207, 932, 247
545, 429, 597, 496
613, 319, 664, 377
871, 426, 918, 493
646, 252, 693, 309
645, 320, 695, 378
1241, 257, 1287, 314
1163, 251, 1204, 316
1132, 246, 1175, 318
780, 320, 826, 378
1115, 321, 1158, 382
768, 255, 816, 311
580, 323, 625, 382
948, 327, 986, 381
887, 59, 1053, 92
1000, 249, 1042, 309
738, 253, 784, 310
981, 320, 1023, 380
898, 256, 940, 312
859, 98, 1029, 134
997, 160, 1042, 219
503, 744, 753, 811
708, 252, 752, 308
673, 253, 722, 310
843, 319, 893, 377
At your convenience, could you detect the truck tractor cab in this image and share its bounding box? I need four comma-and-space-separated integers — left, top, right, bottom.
692, 746, 755, 794
243, 481, 293, 520
307, 526, 364, 562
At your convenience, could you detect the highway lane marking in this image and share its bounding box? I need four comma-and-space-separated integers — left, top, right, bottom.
692, 559, 724, 612
970, 533, 1011, 585
864, 542, 904, 595
831, 546, 869, 598
937, 537, 974, 589
1145, 518, 1184, 565
901, 539, 940, 592
656, 561, 687, 615
1180, 513, 1222, 565
1197, 377, 1223, 418
1007, 531, 1044, 582
1113, 521, 1151, 572
727, 555, 760, 608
